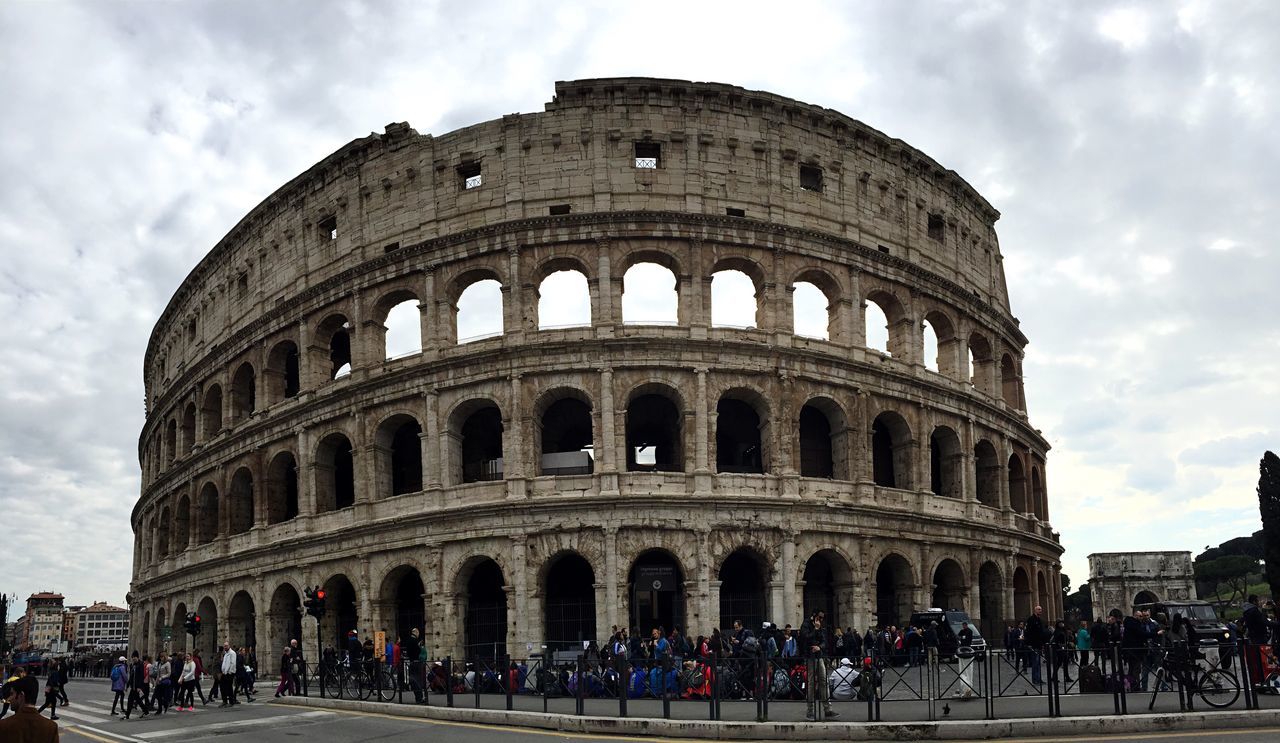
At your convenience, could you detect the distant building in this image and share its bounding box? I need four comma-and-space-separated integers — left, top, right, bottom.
24, 592, 65, 651
13, 615, 28, 651
1087, 552, 1197, 617
73, 602, 130, 650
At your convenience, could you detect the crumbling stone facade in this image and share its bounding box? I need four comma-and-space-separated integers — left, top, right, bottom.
131, 78, 1061, 658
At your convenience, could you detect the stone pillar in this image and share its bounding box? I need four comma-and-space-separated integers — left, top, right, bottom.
598, 367, 616, 474
503, 247, 523, 343
359, 558, 373, 635
693, 367, 710, 474
782, 532, 798, 622
421, 268, 439, 359
696, 532, 712, 631
424, 390, 442, 490
511, 536, 529, 650
505, 374, 526, 495
597, 242, 619, 330
604, 528, 619, 631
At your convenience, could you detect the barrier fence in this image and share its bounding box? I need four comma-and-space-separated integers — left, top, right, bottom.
281, 640, 1278, 723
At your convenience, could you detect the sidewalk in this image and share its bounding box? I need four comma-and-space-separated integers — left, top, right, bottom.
275, 694, 1280, 740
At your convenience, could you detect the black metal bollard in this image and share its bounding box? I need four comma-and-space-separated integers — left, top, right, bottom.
661, 654, 672, 719
504, 654, 513, 711
575, 656, 585, 716
445, 657, 454, 708
619, 656, 628, 718
710, 654, 720, 721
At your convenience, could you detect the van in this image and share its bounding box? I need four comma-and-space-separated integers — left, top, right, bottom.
908, 608, 987, 657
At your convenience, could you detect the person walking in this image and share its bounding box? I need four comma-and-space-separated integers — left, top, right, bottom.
275, 646, 293, 698
1076, 620, 1093, 668
220, 642, 238, 707
34, 675, 59, 721
191, 650, 209, 706
1023, 606, 1047, 686
179, 652, 197, 710
109, 656, 128, 715
125, 651, 151, 720
799, 612, 838, 722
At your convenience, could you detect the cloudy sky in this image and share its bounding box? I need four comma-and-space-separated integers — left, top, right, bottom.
1, 0, 1276, 615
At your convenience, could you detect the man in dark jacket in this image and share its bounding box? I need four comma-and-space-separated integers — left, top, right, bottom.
401, 629, 423, 703
1242, 595, 1272, 685
1023, 606, 1046, 685
799, 613, 838, 722
125, 651, 151, 719
1121, 609, 1149, 689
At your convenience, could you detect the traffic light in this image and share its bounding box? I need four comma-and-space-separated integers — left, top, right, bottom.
185, 612, 202, 636
304, 586, 327, 619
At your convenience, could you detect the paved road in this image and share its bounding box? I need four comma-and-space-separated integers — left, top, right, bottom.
39, 679, 1280, 743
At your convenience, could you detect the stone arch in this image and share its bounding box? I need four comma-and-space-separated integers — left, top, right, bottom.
447, 397, 504, 484
264, 450, 299, 524
628, 548, 687, 637
454, 555, 508, 659
1013, 567, 1032, 620
226, 590, 256, 649
717, 545, 772, 631
373, 411, 424, 497
534, 386, 594, 476
157, 505, 172, 559
799, 395, 849, 479
874, 552, 915, 628
715, 386, 771, 474
624, 381, 686, 472
379, 290, 424, 360
229, 361, 256, 421
165, 418, 178, 464
173, 493, 191, 552
319, 573, 359, 650
968, 331, 995, 393
922, 309, 959, 376
378, 564, 426, 642
974, 440, 1001, 507
200, 383, 223, 438
1133, 590, 1158, 607
978, 561, 1004, 639
871, 409, 913, 489
540, 550, 597, 651
449, 267, 505, 344
314, 313, 353, 380
1000, 353, 1022, 408
621, 250, 681, 325
864, 287, 909, 358
709, 256, 764, 329
154, 606, 168, 651
1008, 452, 1028, 513
1030, 465, 1046, 520
791, 267, 843, 341
315, 431, 356, 512
267, 581, 303, 657
181, 402, 197, 453
265, 339, 301, 402
1036, 570, 1049, 613
533, 256, 594, 330
800, 548, 856, 629
171, 602, 188, 651
196, 481, 219, 543
931, 557, 967, 611
142, 609, 151, 655
195, 595, 219, 658
929, 425, 963, 498
226, 466, 254, 535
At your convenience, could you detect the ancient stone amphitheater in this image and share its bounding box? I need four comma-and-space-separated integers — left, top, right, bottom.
131, 78, 1061, 660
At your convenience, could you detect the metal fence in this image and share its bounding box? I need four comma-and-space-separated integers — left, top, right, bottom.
281, 640, 1278, 723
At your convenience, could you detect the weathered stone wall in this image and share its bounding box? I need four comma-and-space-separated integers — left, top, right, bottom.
1087, 551, 1197, 617
130, 78, 1060, 659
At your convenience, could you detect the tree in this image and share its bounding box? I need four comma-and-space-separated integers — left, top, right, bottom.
1259, 450, 1280, 601
1195, 555, 1260, 606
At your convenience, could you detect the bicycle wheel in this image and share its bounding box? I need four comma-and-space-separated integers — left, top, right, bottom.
343, 671, 367, 700
322, 670, 341, 699
374, 670, 396, 702
1196, 669, 1240, 708
1147, 669, 1165, 711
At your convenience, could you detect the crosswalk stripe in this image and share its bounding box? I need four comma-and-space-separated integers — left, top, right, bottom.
73, 723, 147, 743
54, 707, 113, 724
130, 710, 335, 739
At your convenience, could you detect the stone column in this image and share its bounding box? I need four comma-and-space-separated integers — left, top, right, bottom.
782, 531, 798, 622
503, 247, 523, 344
421, 268, 439, 359
424, 390, 442, 490
598, 367, 616, 473
604, 528, 619, 631
511, 536, 529, 650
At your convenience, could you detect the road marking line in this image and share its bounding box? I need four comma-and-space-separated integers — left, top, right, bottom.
55, 707, 114, 724
954, 726, 1280, 743
131, 709, 335, 739
69, 723, 146, 743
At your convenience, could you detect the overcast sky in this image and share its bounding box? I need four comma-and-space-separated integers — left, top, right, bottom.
1, 0, 1276, 615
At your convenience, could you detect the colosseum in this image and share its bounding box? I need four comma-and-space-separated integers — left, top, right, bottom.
130, 78, 1061, 661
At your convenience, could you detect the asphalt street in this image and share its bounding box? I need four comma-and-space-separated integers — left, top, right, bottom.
39, 678, 1280, 743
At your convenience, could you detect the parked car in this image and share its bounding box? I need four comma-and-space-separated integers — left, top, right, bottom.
908, 608, 987, 658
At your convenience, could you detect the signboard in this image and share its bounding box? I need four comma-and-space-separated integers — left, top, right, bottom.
160, 628, 172, 642
635, 565, 676, 592
374, 631, 386, 659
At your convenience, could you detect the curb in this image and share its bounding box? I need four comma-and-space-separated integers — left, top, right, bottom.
274, 695, 1280, 740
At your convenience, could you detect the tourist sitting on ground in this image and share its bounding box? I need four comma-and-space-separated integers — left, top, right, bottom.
828, 657, 860, 701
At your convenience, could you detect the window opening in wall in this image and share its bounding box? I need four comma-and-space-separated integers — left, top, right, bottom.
548, 204, 571, 215
725, 207, 746, 218
236, 274, 249, 299
384, 300, 423, 359
634, 141, 660, 169
540, 397, 594, 476
927, 213, 945, 241
922, 319, 940, 372
389, 419, 424, 495
716, 398, 763, 474
537, 270, 591, 329
622, 262, 678, 325
319, 215, 337, 241
799, 164, 823, 192
798, 405, 834, 478
626, 393, 683, 472
458, 161, 482, 190
792, 281, 829, 340
456, 279, 504, 342
383, 242, 401, 253
864, 300, 890, 355
460, 406, 504, 483
331, 322, 352, 378
710, 270, 757, 329
878, 245, 890, 254
283, 346, 300, 397
186, 319, 197, 343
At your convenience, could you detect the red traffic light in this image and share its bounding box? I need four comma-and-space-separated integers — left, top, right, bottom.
195, 616, 201, 623
316, 590, 326, 600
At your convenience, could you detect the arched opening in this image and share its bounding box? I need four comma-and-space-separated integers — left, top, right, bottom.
315, 433, 356, 512
376, 415, 423, 497
195, 596, 219, 658
157, 506, 171, 558
629, 550, 685, 636
227, 591, 256, 649
142, 610, 151, 655
229, 362, 256, 421
315, 314, 353, 380
197, 482, 219, 543
968, 333, 994, 392
719, 548, 768, 631
802, 550, 853, 629
1031, 466, 1046, 519
1133, 590, 1158, 607
456, 279, 504, 343
1000, 354, 1021, 408
165, 419, 177, 464
865, 300, 890, 354
1036, 572, 1049, 613
384, 299, 423, 359
625, 389, 684, 472
979, 562, 1003, 640
875, 553, 914, 628
622, 261, 678, 325
1008, 453, 1028, 513
922, 319, 940, 372
543, 553, 597, 652
799, 405, 834, 478
173, 495, 190, 552
716, 393, 766, 474
711, 269, 757, 328
461, 558, 507, 659
538, 395, 593, 476
929, 426, 963, 498
181, 403, 196, 453
931, 559, 967, 611
227, 467, 254, 535
171, 603, 187, 651
923, 311, 958, 376
320, 574, 358, 650
455, 402, 504, 483
389, 568, 426, 642
154, 608, 167, 652
265, 451, 299, 525
201, 384, 223, 438
864, 290, 907, 357
792, 281, 830, 340
265, 340, 301, 402
1013, 567, 1032, 620
974, 440, 1001, 507
267, 583, 303, 656
537, 269, 591, 329
871, 411, 913, 489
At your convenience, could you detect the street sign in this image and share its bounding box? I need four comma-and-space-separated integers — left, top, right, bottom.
160, 627, 173, 642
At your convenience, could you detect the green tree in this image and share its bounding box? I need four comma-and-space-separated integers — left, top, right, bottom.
1259, 450, 1280, 601
1195, 554, 1260, 606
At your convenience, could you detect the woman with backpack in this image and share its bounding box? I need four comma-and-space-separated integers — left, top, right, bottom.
109, 657, 129, 715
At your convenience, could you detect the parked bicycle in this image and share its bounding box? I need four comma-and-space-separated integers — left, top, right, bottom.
1147, 646, 1239, 710
319, 655, 397, 702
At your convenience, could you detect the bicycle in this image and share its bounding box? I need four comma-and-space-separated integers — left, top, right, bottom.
1147, 646, 1239, 710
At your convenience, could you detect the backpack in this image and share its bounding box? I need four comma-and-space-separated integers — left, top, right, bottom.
1079, 663, 1105, 693
772, 668, 790, 697
742, 635, 760, 653
627, 668, 647, 698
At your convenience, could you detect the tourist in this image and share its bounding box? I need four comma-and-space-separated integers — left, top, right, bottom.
179, 652, 197, 710
799, 611, 837, 721
1076, 619, 1092, 667
828, 657, 859, 701
0, 670, 56, 741
109, 656, 128, 715
125, 651, 151, 719
1023, 605, 1047, 685
219, 641, 238, 707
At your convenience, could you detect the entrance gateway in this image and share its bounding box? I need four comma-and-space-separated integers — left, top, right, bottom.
630, 555, 683, 634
